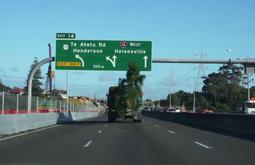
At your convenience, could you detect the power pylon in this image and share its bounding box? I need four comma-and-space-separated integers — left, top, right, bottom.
193, 52, 207, 112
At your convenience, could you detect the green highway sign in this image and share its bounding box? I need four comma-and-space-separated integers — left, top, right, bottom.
56, 33, 76, 39
55, 40, 152, 71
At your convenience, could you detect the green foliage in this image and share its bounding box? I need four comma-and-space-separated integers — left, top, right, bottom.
165, 64, 250, 113
214, 102, 230, 113
196, 93, 211, 110
115, 63, 145, 113
126, 63, 145, 111
0, 80, 11, 91
250, 86, 255, 98
24, 57, 43, 97
171, 95, 180, 106
169, 90, 193, 109
51, 89, 65, 99
114, 81, 129, 118
202, 64, 245, 112
219, 64, 243, 84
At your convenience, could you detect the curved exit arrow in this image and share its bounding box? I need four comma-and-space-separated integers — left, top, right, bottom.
106, 55, 117, 68
75, 54, 85, 67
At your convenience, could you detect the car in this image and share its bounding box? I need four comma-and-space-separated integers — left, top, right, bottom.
167, 107, 180, 113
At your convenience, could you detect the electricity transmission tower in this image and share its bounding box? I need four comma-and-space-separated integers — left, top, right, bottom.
193, 52, 207, 112
168, 69, 176, 108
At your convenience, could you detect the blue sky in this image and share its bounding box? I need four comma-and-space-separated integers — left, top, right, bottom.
0, 0, 255, 100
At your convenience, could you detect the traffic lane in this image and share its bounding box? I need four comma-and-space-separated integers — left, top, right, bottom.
82, 120, 187, 165
143, 115, 255, 151
142, 115, 255, 165
138, 118, 217, 165
1, 114, 254, 165
143, 115, 255, 165
0, 115, 108, 165
84, 117, 232, 165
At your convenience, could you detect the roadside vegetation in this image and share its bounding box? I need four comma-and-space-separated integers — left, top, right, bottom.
156, 64, 255, 113
1, 60, 254, 113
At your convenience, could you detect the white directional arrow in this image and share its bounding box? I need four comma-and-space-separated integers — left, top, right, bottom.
143, 56, 148, 68
106, 55, 117, 68
75, 54, 85, 67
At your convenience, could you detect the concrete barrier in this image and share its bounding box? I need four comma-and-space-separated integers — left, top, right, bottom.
0, 108, 104, 135
142, 111, 255, 140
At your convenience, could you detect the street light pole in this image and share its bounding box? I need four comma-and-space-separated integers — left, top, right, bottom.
192, 91, 196, 113
243, 73, 253, 101
169, 92, 172, 108
48, 43, 52, 99
27, 57, 55, 112
66, 71, 69, 111
248, 74, 250, 101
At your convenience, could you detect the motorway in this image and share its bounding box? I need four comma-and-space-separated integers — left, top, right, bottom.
0, 114, 255, 165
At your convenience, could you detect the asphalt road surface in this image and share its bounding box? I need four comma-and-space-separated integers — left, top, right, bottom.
0, 114, 255, 165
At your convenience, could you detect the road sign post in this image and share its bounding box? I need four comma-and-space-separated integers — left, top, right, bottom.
16, 94, 19, 114
1, 91, 4, 114
55, 40, 152, 71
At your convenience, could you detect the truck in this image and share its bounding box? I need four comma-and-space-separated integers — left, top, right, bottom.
244, 97, 255, 115
107, 86, 142, 123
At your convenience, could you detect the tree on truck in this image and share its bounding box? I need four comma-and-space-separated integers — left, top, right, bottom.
107, 63, 145, 122
107, 84, 127, 122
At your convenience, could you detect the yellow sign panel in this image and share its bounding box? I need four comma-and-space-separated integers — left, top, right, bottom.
57, 62, 81, 67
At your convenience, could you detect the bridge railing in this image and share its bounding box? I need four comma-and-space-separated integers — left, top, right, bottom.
0, 91, 100, 115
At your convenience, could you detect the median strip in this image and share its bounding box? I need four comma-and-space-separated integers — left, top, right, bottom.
194, 141, 212, 149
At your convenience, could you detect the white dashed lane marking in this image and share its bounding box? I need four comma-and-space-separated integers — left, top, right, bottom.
168, 130, 176, 134
84, 140, 93, 148
194, 141, 212, 149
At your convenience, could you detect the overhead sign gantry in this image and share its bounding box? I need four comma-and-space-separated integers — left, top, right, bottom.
55, 34, 152, 71
28, 32, 255, 112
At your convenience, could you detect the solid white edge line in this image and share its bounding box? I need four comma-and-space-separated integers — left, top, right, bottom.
168, 130, 176, 134
194, 141, 212, 149
0, 125, 61, 142
84, 140, 93, 148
